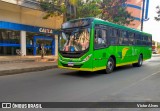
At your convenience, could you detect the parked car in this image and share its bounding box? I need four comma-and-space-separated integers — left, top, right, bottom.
152, 49, 157, 54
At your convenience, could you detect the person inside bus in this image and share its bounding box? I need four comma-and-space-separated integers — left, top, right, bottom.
77, 29, 89, 50
63, 36, 74, 51
95, 29, 106, 48
63, 40, 69, 51
64, 34, 81, 51
69, 35, 76, 51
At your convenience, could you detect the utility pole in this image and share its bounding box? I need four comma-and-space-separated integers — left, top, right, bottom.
141, 0, 145, 31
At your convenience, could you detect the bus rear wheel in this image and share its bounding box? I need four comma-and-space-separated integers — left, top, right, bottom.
106, 57, 115, 74
133, 55, 143, 67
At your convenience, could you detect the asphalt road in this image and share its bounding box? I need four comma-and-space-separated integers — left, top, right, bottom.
0, 55, 160, 111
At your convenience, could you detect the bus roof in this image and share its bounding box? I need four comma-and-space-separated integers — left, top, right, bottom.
92, 18, 152, 36
67, 17, 152, 36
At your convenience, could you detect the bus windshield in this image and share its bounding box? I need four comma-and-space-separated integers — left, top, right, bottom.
59, 27, 90, 52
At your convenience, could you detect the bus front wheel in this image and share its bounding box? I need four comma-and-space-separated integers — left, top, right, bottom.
106, 57, 115, 74
133, 55, 143, 67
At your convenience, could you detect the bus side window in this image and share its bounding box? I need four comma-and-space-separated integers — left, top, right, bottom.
123, 31, 128, 45
119, 30, 127, 45
148, 36, 152, 46
102, 29, 107, 45
110, 28, 118, 45
145, 35, 147, 45
119, 30, 123, 45
128, 32, 135, 45
141, 35, 144, 46
135, 34, 141, 45
94, 28, 107, 49
140, 35, 143, 45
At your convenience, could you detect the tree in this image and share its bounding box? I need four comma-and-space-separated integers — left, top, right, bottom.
100, 0, 134, 25
76, 0, 102, 18
39, 0, 134, 25
39, 0, 77, 21
40, 0, 101, 21
155, 6, 160, 21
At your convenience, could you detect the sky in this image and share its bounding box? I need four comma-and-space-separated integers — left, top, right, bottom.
143, 0, 160, 42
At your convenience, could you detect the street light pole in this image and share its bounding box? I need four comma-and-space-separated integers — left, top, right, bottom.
141, 0, 145, 31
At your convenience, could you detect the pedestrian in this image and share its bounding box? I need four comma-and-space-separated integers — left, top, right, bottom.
40, 44, 45, 59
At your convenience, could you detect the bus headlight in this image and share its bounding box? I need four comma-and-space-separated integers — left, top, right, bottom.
83, 54, 92, 62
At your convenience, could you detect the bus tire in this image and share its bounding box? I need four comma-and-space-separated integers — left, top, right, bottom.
133, 55, 143, 67
106, 57, 115, 74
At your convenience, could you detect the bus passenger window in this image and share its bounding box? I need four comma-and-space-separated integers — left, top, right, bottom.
148, 36, 152, 46
110, 28, 118, 45
128, 32, 135, 45
122, 31, 128, 45
119, 30, 124, 45
94, 29, 107, 49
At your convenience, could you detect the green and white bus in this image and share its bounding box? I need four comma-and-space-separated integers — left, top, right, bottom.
58, 18, 152, 73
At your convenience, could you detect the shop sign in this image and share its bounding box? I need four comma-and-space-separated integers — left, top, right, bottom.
39, 28, 53, 34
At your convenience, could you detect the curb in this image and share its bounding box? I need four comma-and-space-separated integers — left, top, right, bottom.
0, 65, 58, 76
0, 60, 35, 64
152, 54, 160, 57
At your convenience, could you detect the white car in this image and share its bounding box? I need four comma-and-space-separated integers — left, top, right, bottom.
152, 49, 157, 54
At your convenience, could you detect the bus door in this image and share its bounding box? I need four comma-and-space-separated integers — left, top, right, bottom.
93, 28, 108, 70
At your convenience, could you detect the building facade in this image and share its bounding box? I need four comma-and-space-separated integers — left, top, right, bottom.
126, 0, 149, 30
126, 0, 143, 29
0, 0, 149, 56
0, 0, 63, 56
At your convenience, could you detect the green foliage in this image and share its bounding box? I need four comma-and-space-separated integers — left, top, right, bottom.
39, 0, 134, 25
39, 0, 65, 19
155, 6, 160, 21
76, 0, 102, 18
100, 0, 134, 25
69, 0, 78, 6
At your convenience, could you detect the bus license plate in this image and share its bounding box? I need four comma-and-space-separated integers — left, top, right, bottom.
68, 63, 74, 66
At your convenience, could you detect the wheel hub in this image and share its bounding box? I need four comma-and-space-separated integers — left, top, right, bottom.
108, 61, 113, 70
140, 57, 142, 65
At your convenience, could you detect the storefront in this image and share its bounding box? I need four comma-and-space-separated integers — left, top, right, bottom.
0, 21, 56, 56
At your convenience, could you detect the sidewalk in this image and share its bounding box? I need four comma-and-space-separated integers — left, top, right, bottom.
152, 54, 160, 57
0, 56, 58, 76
